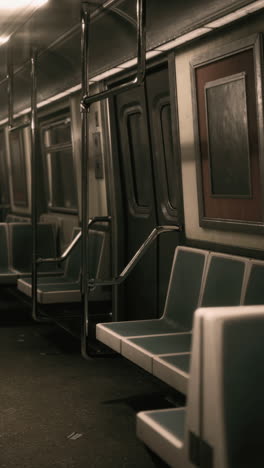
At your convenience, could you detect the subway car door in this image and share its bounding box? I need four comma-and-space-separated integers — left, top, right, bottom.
145, 64, 182, 313
111, 62, 182, 320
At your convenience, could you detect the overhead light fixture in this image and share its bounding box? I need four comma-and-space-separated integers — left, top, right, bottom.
0, 0, 48, 9
0, 36, 10, 45
156, 28, 211, 52
206, 0, 264, 28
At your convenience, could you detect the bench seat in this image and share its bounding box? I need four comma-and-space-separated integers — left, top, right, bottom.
122, 333, 192, 373
97, 248, 249, 394
137, 306, 264, 468
9, 222, 59, 276
97, 246, 209, 352
17, 228, 111, 304
0, 268, 18, 284
0, 224, 18, 284
97, 318, 186, 353
137, 408, 186, 468
153, 353, 191, 395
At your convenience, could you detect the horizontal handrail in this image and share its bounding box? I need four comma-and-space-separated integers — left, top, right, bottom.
36, 216, 111, 265
81, 0, 146, 109
9, 121, 30, 132
88, 224, 182, 289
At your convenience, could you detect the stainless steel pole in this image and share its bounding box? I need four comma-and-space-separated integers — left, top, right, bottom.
81, 3, 90, 357
81, 0, 146, 108
7, 43, 14, 129
31, 49, 39, 321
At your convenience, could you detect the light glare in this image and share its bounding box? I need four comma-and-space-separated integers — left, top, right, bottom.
0, 36, 10, 45
0, 0, 48, 9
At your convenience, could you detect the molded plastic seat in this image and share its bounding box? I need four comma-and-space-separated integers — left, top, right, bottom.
122, 333, 192, 373
9, 223, 59, 275
137, 305, 264, 468
17, 229, 108, 304
0, 223, 18, 284
136, 305, 204, 468
153, 353, 191, 395
243, 259, 264, 305
97, 246, 209, 352
122, 252, 247, 380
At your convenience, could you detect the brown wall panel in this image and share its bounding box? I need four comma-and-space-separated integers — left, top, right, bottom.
195, 49, 262, 222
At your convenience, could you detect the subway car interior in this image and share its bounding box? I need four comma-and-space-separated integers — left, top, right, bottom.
1, 0, 264, 467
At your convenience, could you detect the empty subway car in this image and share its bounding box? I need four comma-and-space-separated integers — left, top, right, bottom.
0, 1, 264, 467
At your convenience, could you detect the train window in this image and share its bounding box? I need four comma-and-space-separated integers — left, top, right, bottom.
42, 117, 77, 212
45, 119, 71, 146
127, 111, 150, 208
0, 131, 9, 205
9, 129, 28, 207
160, 103, 177, 210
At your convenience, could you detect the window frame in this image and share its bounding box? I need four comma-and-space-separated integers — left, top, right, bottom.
40, 114, 78, 214
9, 127, 29, 208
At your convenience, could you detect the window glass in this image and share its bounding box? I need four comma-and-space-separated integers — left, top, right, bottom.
48, 149, 77, 210
9, 130, 28, 206
42, 117, 77, 212
0, 132, 9, 205
44, 119, 71, 146
127, 112, 151, 208
160, 104, 177, 209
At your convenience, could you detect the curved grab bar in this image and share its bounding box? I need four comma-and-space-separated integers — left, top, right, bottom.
81, 0, 146, 110
37, 216, 111, 265
88, 224, 182, 289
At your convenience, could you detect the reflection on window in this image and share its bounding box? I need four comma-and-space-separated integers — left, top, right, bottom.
127, 112, 150, 208
160, 104, 177, 210
0, 132, 9, 205
44, 119, 71, 146
9, 130, 28, 206
47, 149, 77, 210
42, 118, 77, 212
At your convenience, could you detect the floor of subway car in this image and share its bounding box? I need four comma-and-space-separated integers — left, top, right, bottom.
0, 293, 183, 468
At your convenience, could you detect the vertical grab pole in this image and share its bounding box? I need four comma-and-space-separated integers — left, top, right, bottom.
31, 49, 39, 321
80, 3, 90, 358
7, 42, 14, 129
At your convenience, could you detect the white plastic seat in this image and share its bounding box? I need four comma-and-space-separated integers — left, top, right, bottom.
17, 229, 110, 304
124, 252, 247, 391
137, 305, 264, 468
97, 246, 209, 352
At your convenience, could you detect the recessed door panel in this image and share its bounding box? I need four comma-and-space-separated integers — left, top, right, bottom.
146, 65, 182, 313
111, 63, 182, 320
114, 86, 157, 320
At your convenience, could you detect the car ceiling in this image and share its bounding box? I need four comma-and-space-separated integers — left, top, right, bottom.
0, 0, 259, 120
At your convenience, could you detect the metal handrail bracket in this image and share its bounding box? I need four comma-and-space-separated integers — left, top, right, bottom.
36, 216, 111, 265
81, 0, 146, 110
88, 225, 182, 290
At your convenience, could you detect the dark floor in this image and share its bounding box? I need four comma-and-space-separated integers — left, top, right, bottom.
0, 291, 180, 468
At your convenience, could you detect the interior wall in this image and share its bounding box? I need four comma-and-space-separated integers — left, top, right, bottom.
70, 87, 108, 221
175, 12, 264, 251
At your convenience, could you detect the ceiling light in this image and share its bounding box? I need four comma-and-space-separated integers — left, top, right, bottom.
0, 36, 10, 45
243, 0, 264, 13
156, 28, 211, 51
206, 10, 248, 28
0, 0, 48, 10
